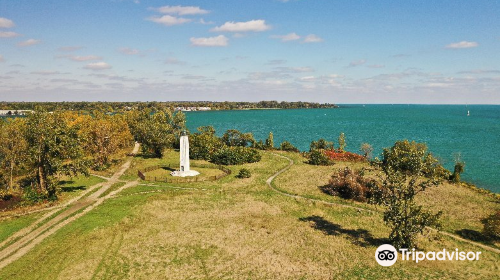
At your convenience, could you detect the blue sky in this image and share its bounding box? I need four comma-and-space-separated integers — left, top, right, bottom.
0, 0, 499, 103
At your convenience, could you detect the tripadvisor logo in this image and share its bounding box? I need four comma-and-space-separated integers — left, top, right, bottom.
375, 244, 398, 266
375, 244, 482, 266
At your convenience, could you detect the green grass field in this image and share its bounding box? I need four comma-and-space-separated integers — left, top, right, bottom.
0, 150, 498, 279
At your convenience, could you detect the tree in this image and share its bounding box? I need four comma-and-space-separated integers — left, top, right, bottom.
450, 155, 465, 183
279, 141, 300, 152
381, 140, 443, 178
79, 113, 133, 169
338, 132, 346, 152
265, 132, 274, 150
190, 126, 224, 160
308, 150, 333, 166
310, 139, 334, 151
360, 143, 374, 159
222, 129, 255, 147
482, 210, 500, 239
370, 140, 442, 249
210, 146, 261, 165
0, 118, 28, 191
127, 109, 185, 158
24, 110, 89, 199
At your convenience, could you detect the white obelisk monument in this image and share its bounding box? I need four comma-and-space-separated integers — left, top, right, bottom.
171, 131, 199, 177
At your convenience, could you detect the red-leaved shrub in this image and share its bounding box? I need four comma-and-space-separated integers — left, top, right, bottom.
324, 150, 366, 162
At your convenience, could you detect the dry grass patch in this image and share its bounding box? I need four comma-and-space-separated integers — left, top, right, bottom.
4, 189, 497, 279
272, 152, 500, 247
0, 150, 499, 279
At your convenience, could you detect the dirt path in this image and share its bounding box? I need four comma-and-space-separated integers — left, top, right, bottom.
266, 153, 372, 213
0, 143, 141, 270
267, 153, 500, 254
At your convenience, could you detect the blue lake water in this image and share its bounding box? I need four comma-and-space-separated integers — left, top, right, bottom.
185, 105, 500, 193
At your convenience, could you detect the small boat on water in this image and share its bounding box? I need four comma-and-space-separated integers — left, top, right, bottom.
467, 110, 470, 116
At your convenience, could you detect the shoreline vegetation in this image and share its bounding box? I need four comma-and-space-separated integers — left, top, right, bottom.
0, 103, 499, 278
0, 101, 338, 113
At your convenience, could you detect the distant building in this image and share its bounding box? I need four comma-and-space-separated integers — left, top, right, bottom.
174, 107, 211, 112
0, 110, 33, 116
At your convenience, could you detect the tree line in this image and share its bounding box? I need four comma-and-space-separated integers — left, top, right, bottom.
0, 106, 283, 202
0, 101, 337, 113
0, 107, 190, 201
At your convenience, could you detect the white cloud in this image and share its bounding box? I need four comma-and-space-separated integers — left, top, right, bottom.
0, 17, 15, 28
18, 39, 41, 47
0, 31, 21, 38
211, 20, 271, 32
270, 32, 301, 42
457, 69, 500, 74
270, 33, 323, 43
298, 76, 316, 82
368, 64, 385, 68
31, 70, 61, 75
153, 5, 209, 15
118, 47, 140, 55
392, 53, 410, 58
72, 55, 102, 62
165, 57, 186, 65
303, 34, 323, 43
190, 35, 228, 47
60, 55, 102, 62
199, 18, 214, 25
182, 75, 206, 80
274, 66, 314, 73
0, 55, 4, 62
348, 59, 366, 67
261, 80, 288, 86
148, 15, 191, 26
266, 59, 287, 65
445, 41, 478, 49
83, 62, 112, 70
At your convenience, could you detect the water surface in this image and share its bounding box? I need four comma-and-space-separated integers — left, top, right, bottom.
185, 105, 500, 193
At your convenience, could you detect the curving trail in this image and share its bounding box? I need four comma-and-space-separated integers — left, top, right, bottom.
0, 143, 141, 270
266, 153, 374, 213
266, 152, 500, 255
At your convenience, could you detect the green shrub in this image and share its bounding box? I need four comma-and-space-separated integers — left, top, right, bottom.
370, 158, 442, 249
308, 149, 333, 166
265, 132, 274, 150
450, 162, 465, 183
221, 129, 255, 147
22, 184, 49, 203
189, 126, 224, 160
321, 167, 374, 202
252, 140, 266, 150
210, 146, 261, 165
310, 139, 334, 152
482, 210, 500, 239
338, 132, 346, 152
236, 168, 252, 179
382, 140, 446, 178
279, 141, 300, 152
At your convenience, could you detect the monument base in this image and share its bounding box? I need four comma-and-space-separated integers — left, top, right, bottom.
170, 170, 200, 177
